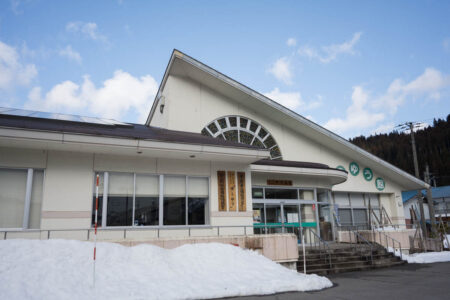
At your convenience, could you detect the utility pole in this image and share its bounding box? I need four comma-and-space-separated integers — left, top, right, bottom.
397, 122, 428, 238
425, 165, 437, 236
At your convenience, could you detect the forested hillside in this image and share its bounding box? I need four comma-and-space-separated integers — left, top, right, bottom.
350, 115, 450, 186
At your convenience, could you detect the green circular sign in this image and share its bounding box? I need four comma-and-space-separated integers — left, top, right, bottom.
349, 162, 360, 176
363, 168, 373, 181
375, 177, 385, 191
336, 165, 346, 171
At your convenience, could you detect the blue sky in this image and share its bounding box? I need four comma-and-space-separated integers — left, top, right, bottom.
1, 0, 449, 138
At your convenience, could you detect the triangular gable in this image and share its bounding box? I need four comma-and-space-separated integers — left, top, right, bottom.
146, 49, 428, 190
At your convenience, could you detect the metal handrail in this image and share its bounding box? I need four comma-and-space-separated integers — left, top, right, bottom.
373, 228, 403, 260
337, 225, 374, 265
309, 229, 332, 269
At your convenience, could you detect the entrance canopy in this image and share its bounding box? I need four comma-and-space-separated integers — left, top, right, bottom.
251, 159, 348, 187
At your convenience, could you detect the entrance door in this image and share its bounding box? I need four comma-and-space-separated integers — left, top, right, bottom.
265, 204, 283, 234
300, 204, 318, 244
283, 204, 300, 242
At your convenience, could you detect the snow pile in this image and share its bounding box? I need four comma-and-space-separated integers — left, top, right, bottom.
0, 239, 332, 300
388, 247, 450, 264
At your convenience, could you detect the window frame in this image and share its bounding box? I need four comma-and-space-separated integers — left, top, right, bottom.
93, 172, 210, 228
0, 167, 45, 230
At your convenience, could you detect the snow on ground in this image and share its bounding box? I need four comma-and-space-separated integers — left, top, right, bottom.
0, 239, 332, 300
388, 247, 450, 264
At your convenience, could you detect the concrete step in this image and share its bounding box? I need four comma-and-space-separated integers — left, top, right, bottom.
298, 250, 388, 260
298, 256, 401, 272
298, 260, 406, 275
299, 253, 395, 265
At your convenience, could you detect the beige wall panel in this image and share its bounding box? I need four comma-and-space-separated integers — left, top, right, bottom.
94, 154, 157, 173
49, 230, 88, 240
125, 230, 158, 240
0, 147, 47, 169
42, 151, 94, 213
156, 158, 210, 175
5, 231, 41, 239
158, 229, 189, 238
41, 218, 91, 230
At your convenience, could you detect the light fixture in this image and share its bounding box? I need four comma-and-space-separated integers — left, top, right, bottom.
159, 95, 166, 113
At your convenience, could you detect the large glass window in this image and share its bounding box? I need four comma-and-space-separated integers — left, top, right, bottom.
163, 176, 186, 225
0, 169, 27, 228
91, 172, 210, 227
188, 177, 208, 225
265, 188, 298, 199
338, 208, 352, 226
107, 173, 133, 226
0, 168, 44, 229
135, 174, 159, 226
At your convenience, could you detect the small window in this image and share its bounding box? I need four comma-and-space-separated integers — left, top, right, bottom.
240, 118, 248, 128
265, 188, 298, 199
252, 188, 264, 199
229, 116, 237, 127
202, 116, 283, 160
163, 176, 186, 225
338, 209, 352, 225
217, 118, 227, 129
107, 173, 134, 226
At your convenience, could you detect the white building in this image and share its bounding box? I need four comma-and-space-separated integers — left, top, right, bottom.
0, 50, 428, 263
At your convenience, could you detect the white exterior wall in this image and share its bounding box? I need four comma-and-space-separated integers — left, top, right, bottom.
150, 75, 407, 223
0, 146, 253, 230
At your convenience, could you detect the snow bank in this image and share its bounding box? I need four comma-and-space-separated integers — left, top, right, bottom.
0, 239, 332, 300
388, 247, 450, 264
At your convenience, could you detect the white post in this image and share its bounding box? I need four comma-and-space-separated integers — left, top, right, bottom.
93, 174, 99, 287
302, 228, 306, 274
22, 169, 33, 229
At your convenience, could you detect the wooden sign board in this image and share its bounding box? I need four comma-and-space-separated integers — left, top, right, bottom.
267, 179, 293, 186
227, 171, 237, 211
217, 171, 227, 211
237, 172, 246, 212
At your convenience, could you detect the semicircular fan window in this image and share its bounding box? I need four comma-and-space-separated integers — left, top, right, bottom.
201, 116, 282, 160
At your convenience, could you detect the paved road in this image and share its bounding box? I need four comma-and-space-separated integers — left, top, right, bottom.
223, 262, 450, 300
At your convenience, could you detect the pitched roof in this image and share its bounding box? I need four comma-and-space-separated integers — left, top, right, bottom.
148, 49, 428, 190
402, 185, 450, 202
0, 112, 262, 150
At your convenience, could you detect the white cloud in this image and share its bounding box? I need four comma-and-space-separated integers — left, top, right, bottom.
25, 70, 158, 123
372, 122, 395, 135
377, 67, 450, 114
268, 57, 293, 85
323, 67, 450, 137
323, 86, 385, 136
286, 38, 297, 47
66, 22, 109, 44
0, 40, 37, 91
298, 32, 362, 63
264, 88, 302, 110
58, 45, 82, 63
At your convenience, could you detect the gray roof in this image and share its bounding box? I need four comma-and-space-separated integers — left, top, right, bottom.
0, 113, 260, 150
